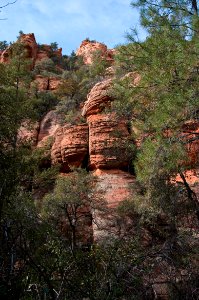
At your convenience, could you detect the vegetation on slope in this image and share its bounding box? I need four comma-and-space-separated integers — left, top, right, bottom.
0, 1, 199, 299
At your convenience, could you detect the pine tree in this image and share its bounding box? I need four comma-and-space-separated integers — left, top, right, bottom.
113, 0, 199, 221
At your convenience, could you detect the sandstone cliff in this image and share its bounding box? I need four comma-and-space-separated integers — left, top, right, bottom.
76, 39, 115, 64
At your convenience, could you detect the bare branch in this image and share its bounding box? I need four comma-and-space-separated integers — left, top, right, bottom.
0, 1, 17, 9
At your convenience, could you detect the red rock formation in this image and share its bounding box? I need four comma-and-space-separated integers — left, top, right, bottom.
32, 75, 49, 91
19, 33, 38, 62
82, 78, 132, 170
37, 111, 61, 147
36, 44, 62, 63
0, 46, 11, 63
92, 169, 136, 240
94, 169, 135, 208
51, 124, 89, 170
0, 33, 62, 70
32, 75, 62, 91
76, 39, 114, 65
1, 33, 38, 65
87, 114, 131, 170
182, 120, 199, 166
82, 79, 113, 117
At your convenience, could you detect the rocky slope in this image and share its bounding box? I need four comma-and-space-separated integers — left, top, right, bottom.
11, 33, 198, 229
2, 33, 199, 299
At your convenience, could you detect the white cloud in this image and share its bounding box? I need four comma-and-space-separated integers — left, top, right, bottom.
0, 0, 142, 54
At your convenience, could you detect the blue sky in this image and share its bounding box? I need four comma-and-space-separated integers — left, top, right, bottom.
0, 0, 144, 55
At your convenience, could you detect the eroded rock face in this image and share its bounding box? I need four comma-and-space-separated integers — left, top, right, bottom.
1, 46, 11, 63
1, 33, 38, 64
0, 33, 62, 71
92, 169, 136, 241
32, 75, 49, 91
37, 111, 61, 147
51, 124, 89, 170
76, 39, 114, 65
94, 169, 135, 208
19, 33, 38, 62
82, 79, 113, 117
87, 114, 131, 170
32, 75, 62, 91
49, 77, 62, 91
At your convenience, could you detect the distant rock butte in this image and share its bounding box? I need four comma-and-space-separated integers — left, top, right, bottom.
76, 39, 115, 65
0, 33, 62, 68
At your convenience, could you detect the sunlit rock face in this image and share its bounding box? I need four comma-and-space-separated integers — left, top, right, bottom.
82, 79, 113, 117
76, 39, 114, 65
94, 169, 135, 208
19, 33, 38, 62
0, 33, 38, 65
0, 33, 62, 70
82, 78, 132, 170
51, 124, 89, 170
36, 44, 62, 64
0, 46, 10, 63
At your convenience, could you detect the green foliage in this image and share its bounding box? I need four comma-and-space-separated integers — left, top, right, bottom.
50, 42, 58, 51
0, 40, 8, 51
1, 5, 198, 298
56, 51, 111, 124
89, 49, 110, 77
33, 57, 61, 76
29, 91, 59, 119
112, 0, 199, 219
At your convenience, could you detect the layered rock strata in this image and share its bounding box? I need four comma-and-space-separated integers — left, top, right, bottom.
51, 124, 89, 170
87, 114, 131, 170
82, 79, 112, 117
